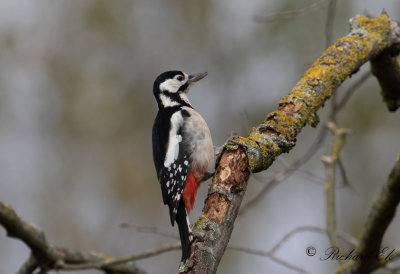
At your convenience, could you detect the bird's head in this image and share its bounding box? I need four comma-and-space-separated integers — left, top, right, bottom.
153, 70, 207, 109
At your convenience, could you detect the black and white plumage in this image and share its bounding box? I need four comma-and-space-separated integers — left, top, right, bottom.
152, 70, 214, 261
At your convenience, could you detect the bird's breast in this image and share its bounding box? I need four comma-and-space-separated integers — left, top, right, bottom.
182, 107, 214, 179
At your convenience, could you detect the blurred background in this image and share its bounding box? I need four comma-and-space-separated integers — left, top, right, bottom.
0, 0, 399, 273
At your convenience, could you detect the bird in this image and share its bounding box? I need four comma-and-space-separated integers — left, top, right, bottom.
152, 70, 214, 262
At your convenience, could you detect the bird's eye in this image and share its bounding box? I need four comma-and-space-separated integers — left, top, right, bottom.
176, 75, 184, 81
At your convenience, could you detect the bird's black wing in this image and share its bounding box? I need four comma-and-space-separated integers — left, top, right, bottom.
152, 108, 191, 225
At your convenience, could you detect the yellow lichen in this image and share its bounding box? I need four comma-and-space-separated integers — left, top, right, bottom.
355, 14, 390, 46
224, 14, 392, 175
193, 214, 207, 230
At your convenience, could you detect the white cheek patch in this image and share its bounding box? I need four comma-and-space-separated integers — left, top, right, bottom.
159, 79, 180, 93
164, 112, 184, 167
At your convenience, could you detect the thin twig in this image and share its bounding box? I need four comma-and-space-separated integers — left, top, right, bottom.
333, 70, 372, 114
321, 122, 351, 259
337, 156, 354, 190
254, 0, 331, 22
278, 157, 325, 184
325, 0, 337, 48
228, 224, 359, 274
59, 243, 181, 271
229, 245, 310, 274
16, 254, 39, 274
269, 225, 359, 254
119, 223, 179, 239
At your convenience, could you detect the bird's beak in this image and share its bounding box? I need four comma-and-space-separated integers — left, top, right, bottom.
188, 72, 208, 85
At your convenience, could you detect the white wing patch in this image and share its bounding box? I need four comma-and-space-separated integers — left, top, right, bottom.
164, 111, 184, 168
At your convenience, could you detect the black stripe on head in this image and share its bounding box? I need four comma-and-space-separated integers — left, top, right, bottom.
178, 82, 189, 92
163, 91, 192, 108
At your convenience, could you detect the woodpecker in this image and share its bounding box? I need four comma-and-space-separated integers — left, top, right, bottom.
152, 70, 214, 261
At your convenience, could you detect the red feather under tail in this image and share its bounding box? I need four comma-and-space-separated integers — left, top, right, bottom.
182, 172, 198, 214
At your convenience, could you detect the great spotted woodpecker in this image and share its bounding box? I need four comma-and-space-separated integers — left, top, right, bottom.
152, 70, 214, 261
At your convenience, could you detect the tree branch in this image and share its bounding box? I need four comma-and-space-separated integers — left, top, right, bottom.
239, 69, 370, 216
17, 254, 39, 274
370, 19, 400, 111
0, 202, 59, 269
338, 153, 400, 274
0, 201, 153, 274
320, 121, 351, 252
59, 243, 180, 272
182, 13, 399, 274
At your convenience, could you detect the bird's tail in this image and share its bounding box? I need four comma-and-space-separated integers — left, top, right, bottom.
176, 201, 193, 261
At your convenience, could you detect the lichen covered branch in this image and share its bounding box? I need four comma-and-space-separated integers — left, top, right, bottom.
182, 13, 397, 274
230, 13, 393, 175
